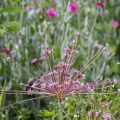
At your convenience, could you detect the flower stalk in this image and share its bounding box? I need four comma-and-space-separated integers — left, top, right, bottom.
58, 100, 64, 120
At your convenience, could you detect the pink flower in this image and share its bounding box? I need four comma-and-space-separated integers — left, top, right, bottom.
47, 8, 57, 18
88, 109, 95, 117
76, 31, 81, 37
102, 112, 111, 120
69, 2, 78, 13
31, 58, 37, 63
2, 48, 11, 54
96, 2, 105, 8
112, 20, 120, 28
95, 110, 101, 117
27, 88, 33, 95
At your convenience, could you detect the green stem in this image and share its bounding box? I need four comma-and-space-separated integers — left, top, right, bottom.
59, 101, 64, 120
73, 47, 104, 80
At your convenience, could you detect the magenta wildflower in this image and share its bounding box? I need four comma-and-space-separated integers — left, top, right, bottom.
69, 2, 78, 13
2, 48, 11, 54
96, 2, 105, 8
112, 20, 120, 28
47, 8, 57, 18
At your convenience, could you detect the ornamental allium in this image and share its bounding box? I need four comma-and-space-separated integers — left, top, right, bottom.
69, 2, 78, 13
47, 8, 57, 18
2, 48, 11, 54
112, 20, 120, 28
20, 42, 107, 101
96, 2, 105, 8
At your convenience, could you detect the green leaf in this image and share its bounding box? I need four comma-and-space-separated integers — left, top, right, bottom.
0, 28, 6, 35
0, 80, 6, 107
5, 21, 20, 32
0, 7, 24, 14
0, 53, 4, 59
11, 0, 21, 2
0, 21, 20, 35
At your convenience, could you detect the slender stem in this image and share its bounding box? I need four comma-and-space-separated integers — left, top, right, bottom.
58, 101, 64, 120
0, 96, 51, 110
73, 47, 105, 80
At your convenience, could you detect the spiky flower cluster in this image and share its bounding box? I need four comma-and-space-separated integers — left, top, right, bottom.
20, 42, 108, 101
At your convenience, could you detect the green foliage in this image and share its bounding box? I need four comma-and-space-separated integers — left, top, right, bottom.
0, 7, 24, 14
0, 21, 20, 35
11, 0, 21, 3
0, 0, 120, 119
0, 80, 6, 107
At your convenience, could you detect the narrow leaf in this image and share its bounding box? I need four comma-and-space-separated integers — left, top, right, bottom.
0, 7, 24, 13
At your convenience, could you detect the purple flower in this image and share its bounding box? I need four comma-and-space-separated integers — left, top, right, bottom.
31, 58, 37, 63
95, 110, 101, 117
88, 109, 95, 117
107, 79, 117, 85
27, 88, 34, 95
20, 45, 107, 101
102, 112, 111, 120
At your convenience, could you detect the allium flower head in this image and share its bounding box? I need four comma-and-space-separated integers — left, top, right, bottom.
112, 20, 120, 28
96, 2, 105, 8
20, 43, 107, 101
69, 2, 78, 13
47, 8, 57, 18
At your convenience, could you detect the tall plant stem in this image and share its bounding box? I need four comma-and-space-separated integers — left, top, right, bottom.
58, 101, 64, 120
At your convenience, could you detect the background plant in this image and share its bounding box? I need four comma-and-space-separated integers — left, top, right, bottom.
0, 0, 120, 119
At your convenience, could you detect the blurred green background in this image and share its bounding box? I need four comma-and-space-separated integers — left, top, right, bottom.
0, 0, 120, 119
